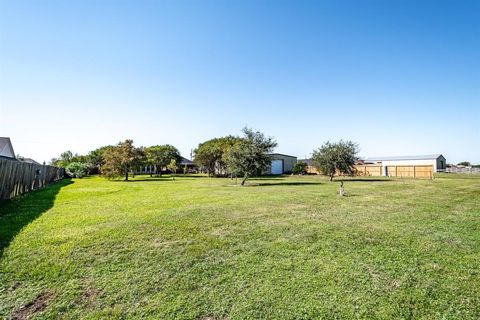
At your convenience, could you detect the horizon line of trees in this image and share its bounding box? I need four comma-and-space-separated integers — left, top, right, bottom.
192, 129, 362, 183
54, 125, 439, 183
193, 127, 277, 185
51, 142, 183, 180
51, 127, 279, 185
49, 134, 480, 182
51, 130, 363, 183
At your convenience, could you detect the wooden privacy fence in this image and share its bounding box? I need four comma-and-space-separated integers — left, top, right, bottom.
445, 167, 480, 174
354, 164, 433, 178
304, 163, 434, 179
386, 165, 433, 178
353, 165, 382, 176
305, 165, 319, 174
0, 157, 64, 201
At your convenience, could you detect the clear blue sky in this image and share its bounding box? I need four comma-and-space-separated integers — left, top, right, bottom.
1, 0, 479, 164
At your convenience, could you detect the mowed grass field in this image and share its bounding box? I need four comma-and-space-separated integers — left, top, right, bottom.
1, 174, 479, 319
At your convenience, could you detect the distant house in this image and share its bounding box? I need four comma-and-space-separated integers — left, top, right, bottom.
140, 157, 197, 174
0, 137, 16, 159
266, 153, 297, 174
21, 158, 41, 165
179, 157, 197, 173
364, 154, 447, 174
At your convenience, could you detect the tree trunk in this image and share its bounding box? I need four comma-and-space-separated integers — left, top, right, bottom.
241, 174, 248, 186
329, 173, 334, 181
125, 167, 129, 181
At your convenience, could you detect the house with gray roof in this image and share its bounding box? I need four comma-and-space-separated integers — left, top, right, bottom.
21, 158, 41, 165
0, 137, 16, 159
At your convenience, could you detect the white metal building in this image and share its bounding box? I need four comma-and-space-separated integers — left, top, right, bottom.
266, 153, 297, 174
364, 154, 446, 175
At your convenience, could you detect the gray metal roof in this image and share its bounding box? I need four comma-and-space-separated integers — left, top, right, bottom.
0, 137, 10, 152
179, 157, 194, 165
268, 153, 297, 159
0, 155, 19, 161
365, 154, 444, 161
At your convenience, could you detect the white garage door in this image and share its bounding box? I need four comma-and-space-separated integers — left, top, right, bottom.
271, 160, 283, 174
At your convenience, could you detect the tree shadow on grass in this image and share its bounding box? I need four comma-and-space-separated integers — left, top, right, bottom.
109, 174, 209, 182
252, 175, 289, 180
0, 179, 73, 258
245, 182, 324, 187
116, 175, 290, 182
111, 177, 171, 182
335, 178, 392, 182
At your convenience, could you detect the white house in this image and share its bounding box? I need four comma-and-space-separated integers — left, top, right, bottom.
364, 154, 446, 175
0, 137, 16, 159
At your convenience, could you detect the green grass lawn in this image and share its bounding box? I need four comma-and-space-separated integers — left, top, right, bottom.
1, 174, 479, 319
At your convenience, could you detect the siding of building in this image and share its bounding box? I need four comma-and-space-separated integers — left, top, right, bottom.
366, 155, 446, 173
266, 154, 297, 174
301, 154, 444, 179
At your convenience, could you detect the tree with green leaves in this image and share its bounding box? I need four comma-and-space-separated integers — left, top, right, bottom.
292, 162, 308, 175
101, 140, 145, 181
224, 127, 277, 186
194, 136, 242, 176
312, 140, 359, 181
51, 150, 74, 167
87, 145, 115, 174
65, 162, 89, 178
51, 146, 115, 174
145, 145, 182, 176
167, 159, 178, 181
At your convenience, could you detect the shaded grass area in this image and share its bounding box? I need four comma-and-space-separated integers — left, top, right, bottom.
1, 174, 479, 319
0, 179, 72, 256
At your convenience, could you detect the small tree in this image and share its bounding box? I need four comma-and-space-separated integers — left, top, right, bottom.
167, 159, 178, 181
194, 136, 242, 176
292, 162, 308, 175
101, 140, 144, 181
145, 145, 182, 176
224, 127, 277, 186
312, 140, 359, 181
87, 145, 115, 174
52, 151, 74, 167
65, 162, 89, 178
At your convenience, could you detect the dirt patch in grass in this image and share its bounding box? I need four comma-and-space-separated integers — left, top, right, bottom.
151, 238, 182, 248
11, 291, 54, 320
8, 281, 21, 292
82, 287, 100, 301
201, 316, 229, 320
